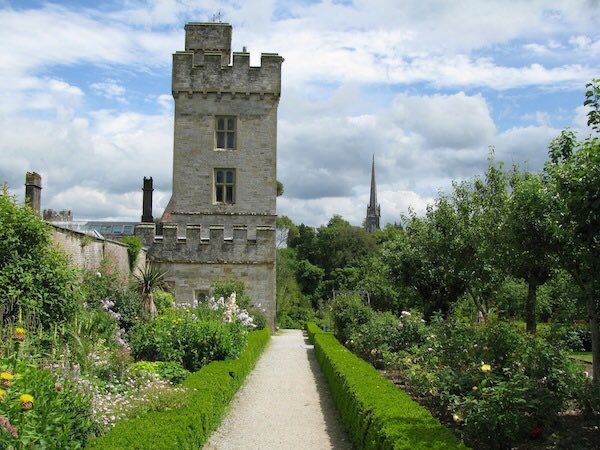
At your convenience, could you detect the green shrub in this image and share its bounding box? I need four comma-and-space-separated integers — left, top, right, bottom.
0, 189, 81, 328
128, 309, 247, 371
129, 361, 190, 384
250, 310, 268, 330
211, 279, 251, 309
0, 358, 94, 449
309, 324, 466, 449
351, 311, 426, 366
388, 319, 584, 448
578, 380, 600, 419
330, 294, 372, 344
81, 268, 145, 331
153, 290, 175, 316
87, 328, 270, 449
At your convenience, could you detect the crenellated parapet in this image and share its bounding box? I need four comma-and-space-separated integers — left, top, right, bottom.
135, 223, 275, 264
172, 23, 282, 97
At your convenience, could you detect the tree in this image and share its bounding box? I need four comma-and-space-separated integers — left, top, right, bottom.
0, 188, 80, 327
503, 171, 557, 333
545, 78, 600, 382
314, 215, 377, 276
276, 215, 298, 248
383, 199, 468, 318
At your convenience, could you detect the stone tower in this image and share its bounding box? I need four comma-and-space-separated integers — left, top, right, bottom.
136, 23, 283, 329
365, 155, 380, 233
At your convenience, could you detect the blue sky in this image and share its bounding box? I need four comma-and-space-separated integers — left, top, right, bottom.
0, 0, 598, 226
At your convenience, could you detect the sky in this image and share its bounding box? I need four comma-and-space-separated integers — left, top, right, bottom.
0, 0, 598, 227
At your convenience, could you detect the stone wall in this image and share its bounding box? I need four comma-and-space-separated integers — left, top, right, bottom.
136, 222, 275, 328
51, 225, 146, 279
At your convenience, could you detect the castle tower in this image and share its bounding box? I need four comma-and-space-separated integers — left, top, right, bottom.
365, 155, 381, 233
136, 23, 283, 329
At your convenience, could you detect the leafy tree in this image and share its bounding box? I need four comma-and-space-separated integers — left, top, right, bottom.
383, 199, 468, 318
545, 78, 600, 382
276, 215, 298, 248
314, 215, 377, 276
456, 158, 510, 319
0, 188, 80, 327
295, 258, 324, 297
503, 171, 557, 333
289, 223, 318, 262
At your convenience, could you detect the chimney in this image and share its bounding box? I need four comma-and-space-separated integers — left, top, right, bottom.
141, 177, 154, 223
25, 172, 42, 216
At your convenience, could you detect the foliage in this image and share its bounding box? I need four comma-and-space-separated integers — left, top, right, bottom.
503, 170, 557, 333
309, 325, 467, 449
153, 289, 175, 316
545, 118, 600, 381
128, 308, 247, 372
210, 278, 251, 310
276, 248, 315, 329
350, 311, 426, 366
313, 215, 377, 276
133, 262, 168, 319
80, 267, 145, 332
383, 318, 583, 447
128, 361, 190, 384
88, 327, 270, 449
0, 188, 81, 328
577, 380, 600, 419
0, 345, 94, 448
330, 294, 372, 344
120, 236, 143, 271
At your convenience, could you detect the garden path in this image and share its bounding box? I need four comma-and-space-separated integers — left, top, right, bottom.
204, 329, 352, 449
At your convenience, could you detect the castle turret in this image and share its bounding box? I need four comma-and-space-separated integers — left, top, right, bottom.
137, 23, 282, 330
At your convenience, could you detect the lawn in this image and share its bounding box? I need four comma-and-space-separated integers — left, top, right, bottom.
570, 352, 592, 363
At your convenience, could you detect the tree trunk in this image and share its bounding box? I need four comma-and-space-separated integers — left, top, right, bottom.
525, 281, 538, 334
144, 292, 158, 319
586, 292, 600, 384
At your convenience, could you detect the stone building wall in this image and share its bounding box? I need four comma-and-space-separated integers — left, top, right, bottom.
51, 225, 146, 280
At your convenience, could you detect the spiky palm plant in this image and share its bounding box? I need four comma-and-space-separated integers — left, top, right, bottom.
134, 262, 168, 319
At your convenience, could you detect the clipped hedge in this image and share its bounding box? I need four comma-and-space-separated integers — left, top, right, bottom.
307, 323, 467, 450
306, 321, 330, 343
87, 327, 270, 449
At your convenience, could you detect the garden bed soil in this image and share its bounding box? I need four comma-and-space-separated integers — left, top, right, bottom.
381, 369, 600, 450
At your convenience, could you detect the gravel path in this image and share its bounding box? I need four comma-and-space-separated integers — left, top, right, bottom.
205, 329, 352, 449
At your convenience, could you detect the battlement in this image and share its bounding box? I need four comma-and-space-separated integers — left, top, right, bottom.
135, 223, 275, 264
173, 23, 282, 96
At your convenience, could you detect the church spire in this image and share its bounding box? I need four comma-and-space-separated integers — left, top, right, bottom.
365, 155, 381, 233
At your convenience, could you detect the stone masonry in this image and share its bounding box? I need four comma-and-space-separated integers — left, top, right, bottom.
136, 23, 283, 329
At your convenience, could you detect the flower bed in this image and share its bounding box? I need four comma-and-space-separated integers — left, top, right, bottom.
87, 327, 270, 449
307, 322, 467, 450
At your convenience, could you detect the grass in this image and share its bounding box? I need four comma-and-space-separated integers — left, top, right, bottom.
570, 352, 593, 363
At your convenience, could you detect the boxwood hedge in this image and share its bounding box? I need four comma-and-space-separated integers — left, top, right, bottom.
307, 322, 467, 450
87, 327, 270, 449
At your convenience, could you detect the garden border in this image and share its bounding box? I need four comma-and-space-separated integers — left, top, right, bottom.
306, 322, 468, 450
87, 327, 270, 449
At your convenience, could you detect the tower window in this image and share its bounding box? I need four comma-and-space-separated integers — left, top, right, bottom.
215, 116, 236, 149
214, 169, 236, 204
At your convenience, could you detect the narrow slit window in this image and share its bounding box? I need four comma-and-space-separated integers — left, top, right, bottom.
214, 169, 236, 204
215, 116, 236, 149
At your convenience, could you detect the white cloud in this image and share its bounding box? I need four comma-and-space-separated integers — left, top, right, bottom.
91, 81, 127, 102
